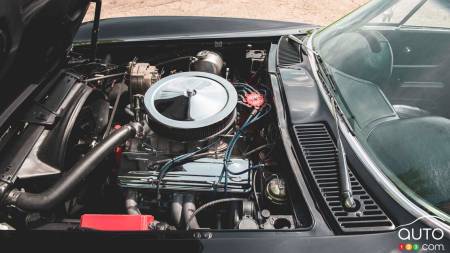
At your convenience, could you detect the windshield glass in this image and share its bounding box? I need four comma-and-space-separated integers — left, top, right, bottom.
313, 0, 450, 222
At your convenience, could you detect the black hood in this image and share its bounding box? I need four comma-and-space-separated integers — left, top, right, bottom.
0, 0, 89, 119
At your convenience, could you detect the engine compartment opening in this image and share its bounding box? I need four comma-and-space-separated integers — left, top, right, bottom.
0, 39, 312, 232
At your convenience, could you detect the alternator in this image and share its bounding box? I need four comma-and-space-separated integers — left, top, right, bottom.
128, 62, 160, 94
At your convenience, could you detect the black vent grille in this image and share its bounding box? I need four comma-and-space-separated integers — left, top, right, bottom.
278, 36, 301, 67
293, 123, 395, 233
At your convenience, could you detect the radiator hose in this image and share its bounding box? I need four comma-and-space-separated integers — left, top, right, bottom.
3, 122, 141, 211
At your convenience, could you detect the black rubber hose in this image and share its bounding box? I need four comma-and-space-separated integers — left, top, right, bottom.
4, 122, 140, 211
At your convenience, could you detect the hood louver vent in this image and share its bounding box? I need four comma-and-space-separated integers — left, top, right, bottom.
278, 36, 301, 67
293, 123, 395, 233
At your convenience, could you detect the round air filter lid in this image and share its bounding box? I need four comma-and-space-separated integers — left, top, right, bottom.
144, 72, 237, 130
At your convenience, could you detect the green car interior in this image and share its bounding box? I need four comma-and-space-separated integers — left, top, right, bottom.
313, 0, 450, 220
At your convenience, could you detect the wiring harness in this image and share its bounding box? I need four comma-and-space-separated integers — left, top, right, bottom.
219, 83, 271, 192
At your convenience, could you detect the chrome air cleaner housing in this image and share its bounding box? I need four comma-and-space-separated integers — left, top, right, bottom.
144, 72, 237, 141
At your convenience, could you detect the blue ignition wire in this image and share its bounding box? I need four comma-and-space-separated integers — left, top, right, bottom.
219, 104, 271, 192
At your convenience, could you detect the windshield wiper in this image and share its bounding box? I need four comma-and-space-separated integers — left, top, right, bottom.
314, 55, 357, 211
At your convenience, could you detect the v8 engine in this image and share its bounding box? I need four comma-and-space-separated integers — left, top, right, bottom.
120, 69, 250, 192
111, 49, 299, 230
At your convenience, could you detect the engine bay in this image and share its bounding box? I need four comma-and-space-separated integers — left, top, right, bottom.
0, 39, 311, 231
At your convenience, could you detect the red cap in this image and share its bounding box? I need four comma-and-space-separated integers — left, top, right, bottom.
244, 92, 265, 109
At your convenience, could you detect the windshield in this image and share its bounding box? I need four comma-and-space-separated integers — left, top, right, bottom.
313, 0, 450, 222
